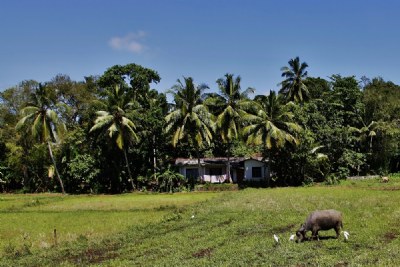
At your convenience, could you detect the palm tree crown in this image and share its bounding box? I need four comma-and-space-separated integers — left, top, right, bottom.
208, 73, 254, 143
165, 77, 214, 149
90, 85, 139, 150
243, 91, 301, 149
279, 57, 309, 103
16, 84, 65, 143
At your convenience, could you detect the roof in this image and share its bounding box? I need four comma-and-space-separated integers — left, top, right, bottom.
175, 157, 266, 166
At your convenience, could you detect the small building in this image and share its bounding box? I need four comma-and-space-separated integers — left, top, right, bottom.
175, 157, 269, 183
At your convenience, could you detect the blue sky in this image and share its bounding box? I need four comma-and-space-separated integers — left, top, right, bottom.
1, 0, 400, 97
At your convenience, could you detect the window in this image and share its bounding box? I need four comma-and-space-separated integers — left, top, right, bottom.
252, 167, 262, 178
186, 168, 198, 179
209, 167, 223, 176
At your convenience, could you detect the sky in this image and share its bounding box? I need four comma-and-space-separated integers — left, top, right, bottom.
1, 0, 400, 97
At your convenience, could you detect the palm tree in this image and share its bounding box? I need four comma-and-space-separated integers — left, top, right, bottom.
206, 73, 254, 182
280, 56, 309, 103
349, 121, 377, 150
16, 84, 66, 194
165, 77, 214, 183
89, 85, 139, 190
243, 91, 302, 180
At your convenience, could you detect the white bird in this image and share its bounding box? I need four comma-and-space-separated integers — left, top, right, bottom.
289, 234, 296, 241
191, 214, 195, 219
273, 234, 279, 243
343, 231, 350, 240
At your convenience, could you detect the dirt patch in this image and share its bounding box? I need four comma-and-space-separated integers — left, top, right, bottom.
192, 247, 213, 258
383, 231, 398, 243
367, 186, 400, 191
85, 248, 119, 264
334, 261, 349, 267
220, 218, 233, 226
381, 187, 400, 191
66, 247, 119, 264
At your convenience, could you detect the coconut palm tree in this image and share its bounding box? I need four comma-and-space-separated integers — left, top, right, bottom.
16, 84, 66, 194
165, 77, 214, 183
89, 85, 139, 190
243, 91, 301, 172
280, 56, 309, 103
205, 73, 254, 182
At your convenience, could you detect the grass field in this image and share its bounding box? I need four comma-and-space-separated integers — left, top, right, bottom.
1, 176, 400, 266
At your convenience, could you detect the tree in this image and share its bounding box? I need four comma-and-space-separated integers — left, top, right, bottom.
362, 77, 400, 173
90, 63, 161, 192
243, 91, 301, 183
98, 63, 161, 105
327, 75, 364, 127
363, 77, 400, 122
89, 85, 139, 190
46, 74, 97, 128
156, 167, 185, 193
206, 73, 254, 182
15, 84, 66, 194
130, 89, 169, 185
165, 77, 214, 184
304, 77, 330, 100
1, 80, 39, 141
243, 91, 300, 149
280, 57, 309, 103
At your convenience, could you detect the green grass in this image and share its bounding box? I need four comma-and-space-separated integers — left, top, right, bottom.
1, 178, 400, 266
0, 193, 219, 256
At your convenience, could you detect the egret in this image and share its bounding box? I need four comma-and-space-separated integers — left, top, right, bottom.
191, 214, 195, 219
289, 234, 295, 241
343, 231, 349, 240
273, 234, 279, 243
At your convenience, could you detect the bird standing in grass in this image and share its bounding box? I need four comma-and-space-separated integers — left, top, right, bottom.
343, 231, 349, 241
273, 234, 279, 244
289, 234, 295, 241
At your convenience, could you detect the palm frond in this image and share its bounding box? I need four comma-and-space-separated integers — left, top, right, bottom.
116, 132, 124, 150
32, 114, 43, 140
20, 106, 39, 116
15, 113, 36, 131
108, 123, 118, 138
96, 110, 110, 117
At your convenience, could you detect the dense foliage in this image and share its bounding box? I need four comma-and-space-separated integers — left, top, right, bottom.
1, 59, 400, 193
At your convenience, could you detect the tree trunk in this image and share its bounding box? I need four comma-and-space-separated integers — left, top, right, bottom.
227, 143, 232, 183
153, 135, 157, 182
123, 148, 135, 191
265, 149, 271, 187
197, 148, 202, 183
48, 141, 65, 194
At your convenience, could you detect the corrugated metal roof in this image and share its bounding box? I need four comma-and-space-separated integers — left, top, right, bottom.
175, 157, 266, 166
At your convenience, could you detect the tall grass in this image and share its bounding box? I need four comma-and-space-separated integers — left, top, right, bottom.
1, 178, 400, 266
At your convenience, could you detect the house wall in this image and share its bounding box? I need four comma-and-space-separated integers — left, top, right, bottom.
244, 159, 269, 181
179, 165, 228, 183
203, 164, 227, 183
178, 159, 269, 183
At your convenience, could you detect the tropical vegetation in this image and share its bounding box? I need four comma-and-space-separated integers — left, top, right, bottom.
1, 58, 400, 193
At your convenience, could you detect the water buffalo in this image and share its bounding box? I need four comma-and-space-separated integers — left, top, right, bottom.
296, 209, 343, 242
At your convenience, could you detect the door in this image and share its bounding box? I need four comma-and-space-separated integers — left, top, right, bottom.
237, 168, 244, 183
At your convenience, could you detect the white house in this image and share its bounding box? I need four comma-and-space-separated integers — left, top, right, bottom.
175, 157, 269, 183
